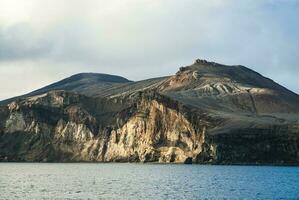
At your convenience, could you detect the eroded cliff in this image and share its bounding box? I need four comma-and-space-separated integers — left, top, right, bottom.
0, 91, 216, 163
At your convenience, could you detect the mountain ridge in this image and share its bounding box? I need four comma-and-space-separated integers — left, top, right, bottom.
2, 60, 298, 104
0, 59, 298, 164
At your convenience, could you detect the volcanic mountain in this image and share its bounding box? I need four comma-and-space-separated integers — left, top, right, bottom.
0, 59, 298, 164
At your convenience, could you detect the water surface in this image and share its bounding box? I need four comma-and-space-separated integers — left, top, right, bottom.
0, 163, 298, 199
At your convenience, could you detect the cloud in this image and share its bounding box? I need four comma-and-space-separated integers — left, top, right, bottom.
0, 23, 52, 60
0, 0, 298, 99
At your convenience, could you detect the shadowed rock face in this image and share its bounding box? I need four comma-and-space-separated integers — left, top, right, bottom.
0, 59, 299, 164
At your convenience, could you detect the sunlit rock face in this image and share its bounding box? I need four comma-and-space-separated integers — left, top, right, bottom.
0, 60, 299, 164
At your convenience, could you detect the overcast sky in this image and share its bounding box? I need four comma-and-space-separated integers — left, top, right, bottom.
0, 0, 298, 100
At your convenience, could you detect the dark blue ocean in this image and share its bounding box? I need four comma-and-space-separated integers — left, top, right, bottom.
0, 163, 298, 199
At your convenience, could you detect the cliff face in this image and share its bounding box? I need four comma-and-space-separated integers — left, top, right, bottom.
0, 59, 299, 164
0, 91, 214, 163
208, 126, 299, 164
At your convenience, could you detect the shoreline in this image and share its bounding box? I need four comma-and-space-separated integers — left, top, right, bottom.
1, 161, 299, 167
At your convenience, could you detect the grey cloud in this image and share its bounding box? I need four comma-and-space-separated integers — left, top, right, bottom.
0, 0, 298, 97
0, 23, 52, 60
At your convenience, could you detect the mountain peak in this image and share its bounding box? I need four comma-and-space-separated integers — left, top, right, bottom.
194, 59, 222, 66
0, 72, 132, 105
65, 73, 131, 83
166, 59, 298, 104
177, 59, 228, 74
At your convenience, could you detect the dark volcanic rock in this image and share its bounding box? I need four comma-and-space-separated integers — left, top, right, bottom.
0, 59, 298, 164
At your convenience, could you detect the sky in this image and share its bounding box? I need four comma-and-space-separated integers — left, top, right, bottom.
0, 0, 298, 100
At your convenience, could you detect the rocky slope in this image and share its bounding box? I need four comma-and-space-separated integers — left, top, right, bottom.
0, 73, 132, 105
0, 59, 298, 164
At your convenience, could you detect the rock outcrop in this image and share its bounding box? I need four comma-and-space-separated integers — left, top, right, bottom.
0, 59, 298, 164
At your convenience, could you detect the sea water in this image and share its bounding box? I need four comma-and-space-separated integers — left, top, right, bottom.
0, 163, 298, 199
